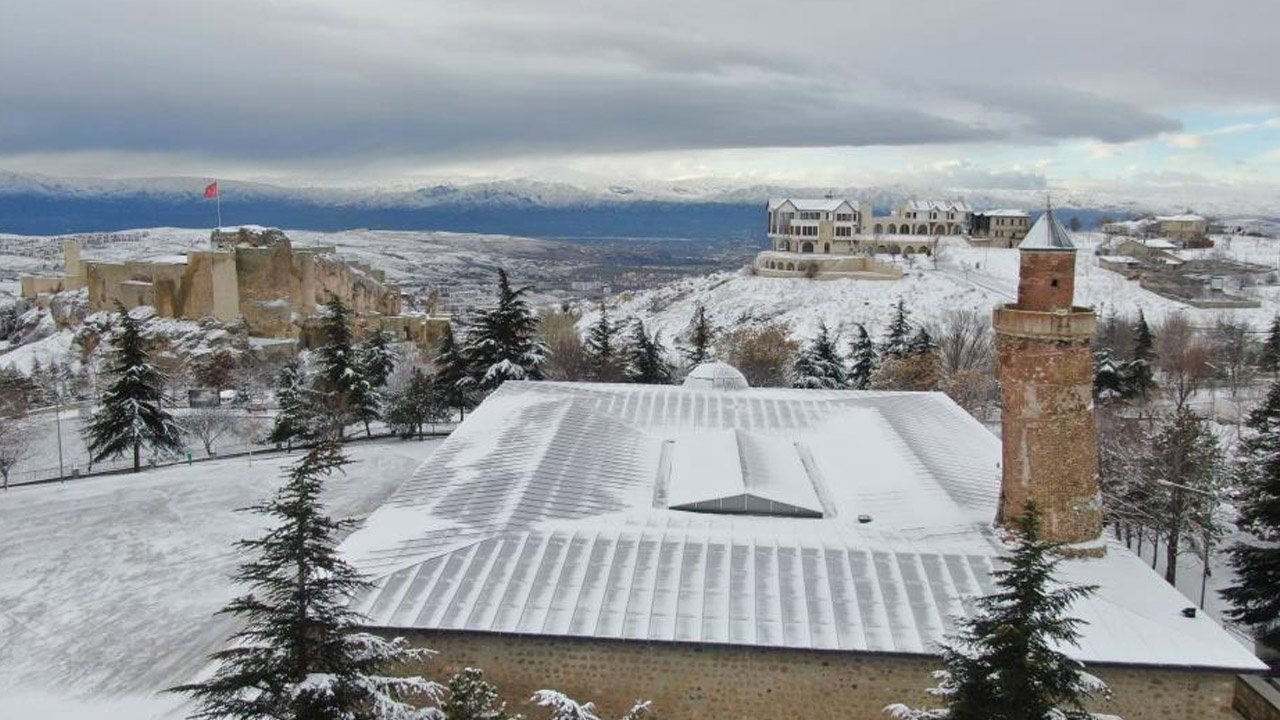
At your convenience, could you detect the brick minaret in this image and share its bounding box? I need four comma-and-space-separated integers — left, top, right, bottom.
992, 206, 1102, 552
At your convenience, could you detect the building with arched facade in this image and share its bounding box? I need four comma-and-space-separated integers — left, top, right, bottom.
767, 198, 972, 256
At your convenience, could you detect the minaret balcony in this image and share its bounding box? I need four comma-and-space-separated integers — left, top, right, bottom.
993, 305, 1095, 342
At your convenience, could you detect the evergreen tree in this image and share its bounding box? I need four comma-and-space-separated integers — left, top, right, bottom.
886, 503, 1108, 720
624, 320, 674, 385
434, 324, 474, 420
906, 327, 937, 358
583, 305, 624, 382
315, 296, 364, 439
1127, 310, 1156, 399
881, 299, 912, 361
531, 691, 650, 720
385, 367, 449, 440
442, 668, 510, 720
1260, 315, 1280, 373
85, 304, 183, 472
848, 323, 879, 390
790, 321, 847, 389
679, 305, 715, 369
463, 270, 547, 391
1093, 349, 1125, 403
1144, 406, 1222, 585
170, 442, 441, 719
353, 327, 397, 437
268, 358, 315, 449
1223, 381, 1280, 649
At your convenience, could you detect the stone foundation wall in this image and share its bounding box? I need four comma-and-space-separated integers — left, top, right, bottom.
393, 631, 1239, 720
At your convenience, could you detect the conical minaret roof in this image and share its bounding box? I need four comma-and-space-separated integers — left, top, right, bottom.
1018, 204, 1075, 251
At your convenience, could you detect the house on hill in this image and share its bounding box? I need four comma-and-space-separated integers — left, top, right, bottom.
340, 212, 1264, 719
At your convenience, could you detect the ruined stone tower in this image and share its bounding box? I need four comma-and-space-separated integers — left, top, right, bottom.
993, 206, 1102, 551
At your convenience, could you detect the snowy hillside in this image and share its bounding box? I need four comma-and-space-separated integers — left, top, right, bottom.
590, 233, 1280, 345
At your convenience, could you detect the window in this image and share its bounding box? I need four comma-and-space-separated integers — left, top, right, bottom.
836, 213, 853, 222
799, 211, 821, 220
835, 226, 852, 237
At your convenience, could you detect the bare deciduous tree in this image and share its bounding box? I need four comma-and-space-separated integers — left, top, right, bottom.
1158, 313, 1213, 410
716, 322, 800, 388
181, 407, 236, 456
539, 308, 587, 381
929, 309, 997, 419
0, 412, 33, 489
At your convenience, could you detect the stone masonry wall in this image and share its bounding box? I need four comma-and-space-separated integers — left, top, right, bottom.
994, 327, 1102, 544
394, 631, 1238, 720
1017, 251, 1076, 311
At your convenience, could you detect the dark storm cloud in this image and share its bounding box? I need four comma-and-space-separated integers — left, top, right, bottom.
0, 0, 1272, 170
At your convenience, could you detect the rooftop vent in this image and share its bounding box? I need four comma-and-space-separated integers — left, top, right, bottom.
681, 362, 749, 391
663, 429, 823, 518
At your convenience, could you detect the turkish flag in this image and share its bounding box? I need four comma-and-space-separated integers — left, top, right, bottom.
204, 181, 219, 199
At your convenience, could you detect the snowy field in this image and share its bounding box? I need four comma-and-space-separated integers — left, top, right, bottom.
589, 233, 1280, 344
0, 437, 441, 719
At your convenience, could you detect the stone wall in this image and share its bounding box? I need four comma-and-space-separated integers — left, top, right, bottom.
392, 631, 1239, 720
1017, 251, 1076, 311
994, 307, 1101, 546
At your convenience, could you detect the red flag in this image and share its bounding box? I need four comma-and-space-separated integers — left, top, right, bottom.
203, 181, 219, 199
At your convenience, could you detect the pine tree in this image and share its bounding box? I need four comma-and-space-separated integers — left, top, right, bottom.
625, 320, 674, 385
442, 668, 510, 720
1260, 315, 1280, 373
848, 323, 879, 390
790, 321, 847, 389
881, 299, 912, 361
906, 326, 937, 358
268, 358, 316, 449
679, 305, 715, 369
1223, 381, 1280, 649
85, 304, 183, 472
531, 691, 651, 720
314, 296, 364, 439
583, 305, 623, 382
463, 270, 547, 391
353, 327, 397, 437
885, 502, 1108, 720
1144, 406, 1222, 585
170, 441, 442, 719
434, 323, 474, 420
1127, 310, 1156, 399
1093, 350, 1125, 403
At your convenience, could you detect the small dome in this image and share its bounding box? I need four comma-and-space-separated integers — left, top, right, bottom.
682, 362, 750, 391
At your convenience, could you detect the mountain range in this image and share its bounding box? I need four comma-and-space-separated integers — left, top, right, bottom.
0, 170, 1257, 238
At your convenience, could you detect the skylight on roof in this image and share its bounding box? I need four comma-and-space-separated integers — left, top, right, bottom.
662, 430, 824, 518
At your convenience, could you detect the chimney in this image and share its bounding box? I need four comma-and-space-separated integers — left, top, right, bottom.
992, 205, 1103, 555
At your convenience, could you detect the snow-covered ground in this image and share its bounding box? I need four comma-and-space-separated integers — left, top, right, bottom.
591, 233, 1280, 344
0, 437, 441, 719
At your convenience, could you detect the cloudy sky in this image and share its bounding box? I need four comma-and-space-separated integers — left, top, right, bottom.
1, 0, 1277, 197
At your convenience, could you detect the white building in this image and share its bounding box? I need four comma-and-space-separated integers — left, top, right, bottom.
767, 198, 971, 255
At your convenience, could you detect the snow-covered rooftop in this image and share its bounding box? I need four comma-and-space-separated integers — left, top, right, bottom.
1156, 214, 1207, 222
768, 198, 852, 212
975, 208, 1029, 217
1141, 238, 1179, 250
1019, 207, 1075, 251
905, 199, 971, 213
340, 381, 1263, 672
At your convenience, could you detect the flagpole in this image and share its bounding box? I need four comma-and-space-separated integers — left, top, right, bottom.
215, 183, 222, 229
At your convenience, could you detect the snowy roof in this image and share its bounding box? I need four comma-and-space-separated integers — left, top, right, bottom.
340, 381, 1263, 672
1156, 214, 1206, 223
1098, 255, 1141, 265
769, 198, 852, 212
1018, 208, 1075, 251
681, 361, 749, 391
1141, 238, 1179, 250
905, 199, 971, 213
975, 209, 1028, 218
